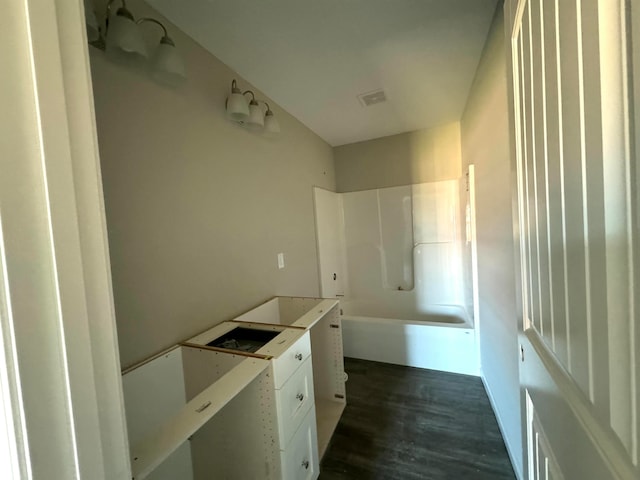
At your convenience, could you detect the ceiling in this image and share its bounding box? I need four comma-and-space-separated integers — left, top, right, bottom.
147, 0, 499, 146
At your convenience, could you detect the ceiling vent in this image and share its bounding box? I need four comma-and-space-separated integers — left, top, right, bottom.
357, 89, 387, 107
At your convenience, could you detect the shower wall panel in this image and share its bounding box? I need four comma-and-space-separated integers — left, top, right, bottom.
377, 186, 414, 291
341, 179, 467, 318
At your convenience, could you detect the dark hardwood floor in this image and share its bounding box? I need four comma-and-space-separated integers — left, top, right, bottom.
319, 358, 516, 480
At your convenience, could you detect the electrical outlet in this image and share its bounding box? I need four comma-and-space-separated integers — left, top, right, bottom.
277, 253, 285, 269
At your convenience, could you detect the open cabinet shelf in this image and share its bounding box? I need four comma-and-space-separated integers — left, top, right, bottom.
186, 319, 321, 479
122, 345, 275, 480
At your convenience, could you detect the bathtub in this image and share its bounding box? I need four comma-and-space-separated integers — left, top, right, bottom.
341, 304, 479, 376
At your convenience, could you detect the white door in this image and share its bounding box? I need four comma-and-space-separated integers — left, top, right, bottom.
507, 0, 639, 479
313, 187, 346, 298
1, 0, 130, 478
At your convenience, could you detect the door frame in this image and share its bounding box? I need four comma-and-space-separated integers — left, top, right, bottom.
1, 0, 130, 477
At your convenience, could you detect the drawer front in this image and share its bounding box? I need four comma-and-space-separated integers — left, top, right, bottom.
273, 331, 311, 389
281, 409, 319, 480
276, 357, 315, 446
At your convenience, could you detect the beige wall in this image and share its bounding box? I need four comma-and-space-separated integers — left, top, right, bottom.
460, 5, 522, 476
90, 0, 335, 368
333, 122, 461, 192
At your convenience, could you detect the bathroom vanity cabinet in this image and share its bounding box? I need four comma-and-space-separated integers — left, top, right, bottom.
121, 297, 344, 480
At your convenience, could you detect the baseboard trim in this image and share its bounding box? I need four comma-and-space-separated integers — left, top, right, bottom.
481, 374, 524, 480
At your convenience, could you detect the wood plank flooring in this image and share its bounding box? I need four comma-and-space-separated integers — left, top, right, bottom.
319, 358, 516, 480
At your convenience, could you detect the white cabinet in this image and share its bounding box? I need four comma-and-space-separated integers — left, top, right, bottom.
121, 297, 344, 480
121, 345, 274, 480
186, 321, 320, 479
276, 357, 315, 446
281, 409, 320, 480
233, 297, 347, 458
272, 340, 319, 479
272, 331, 313, 389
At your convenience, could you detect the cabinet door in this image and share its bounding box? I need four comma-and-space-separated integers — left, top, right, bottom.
281, 410, 319, 480
276, 357, 315, 446
272, 332, 312, 389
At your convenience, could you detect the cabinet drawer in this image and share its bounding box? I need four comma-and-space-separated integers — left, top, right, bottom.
280, 409, 319, 480
276, 357, 315, 446
272, 331, 311, 389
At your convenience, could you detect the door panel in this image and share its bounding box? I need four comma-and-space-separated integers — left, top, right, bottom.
525, 390, 563, 480
313, 187, 346, 298
507, 0, 639, 477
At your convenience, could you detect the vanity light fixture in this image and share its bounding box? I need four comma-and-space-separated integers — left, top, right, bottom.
226, 80, 250, 122
225, 79, 280, 134
85, 0, 186, 87
246, 91, 265, 128
263, 102, 280, 133
104, 3, 148, 63
141, 18, 187, 86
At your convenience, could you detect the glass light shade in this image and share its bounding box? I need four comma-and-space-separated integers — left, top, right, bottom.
84, 0, 100, 42
264, 111, 280, 133
247, 101, 265, 128
105, 10, 148, 65
150, 40, 187, 87
227, 93, 249, 122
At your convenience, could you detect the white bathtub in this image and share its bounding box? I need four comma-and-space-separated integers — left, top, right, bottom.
341, 304, 479, 376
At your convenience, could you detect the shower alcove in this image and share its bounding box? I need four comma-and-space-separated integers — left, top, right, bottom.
314, 166, 480, 376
